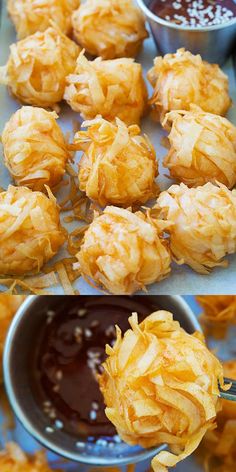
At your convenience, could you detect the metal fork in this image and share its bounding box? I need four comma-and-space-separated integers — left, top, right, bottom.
219, 378, 236, 401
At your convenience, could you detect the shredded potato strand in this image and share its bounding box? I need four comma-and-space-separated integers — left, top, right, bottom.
0, 443, 61, 471
155, 182, 236, 274
147, 48, 231, 124
77, 206, 171, 294
0, 26, 80, 107
72, 0, 148, 59
64, 51, 148, 125
2, 107, 71, 191
197, 359, 236, 472
0, 185, 65, 276
197, 296, 236, 338
99, 311, 225, 472
74, 116, 158, 207
163, 105, 236, 188
7, 0, 80, 39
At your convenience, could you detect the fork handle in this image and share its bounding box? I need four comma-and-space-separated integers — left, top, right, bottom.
220, 391, 236, 402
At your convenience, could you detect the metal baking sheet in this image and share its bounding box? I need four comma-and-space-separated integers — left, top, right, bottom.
1, 1, 236, 295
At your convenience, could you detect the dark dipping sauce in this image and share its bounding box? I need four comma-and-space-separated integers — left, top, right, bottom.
30, 296, 157, 443
149, 0, 236, 27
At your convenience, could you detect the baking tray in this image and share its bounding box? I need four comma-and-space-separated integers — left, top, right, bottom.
1, 1, 236, 295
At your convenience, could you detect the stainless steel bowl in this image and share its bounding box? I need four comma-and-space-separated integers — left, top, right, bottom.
137, 0, 236, 64
3, 295, 200, 467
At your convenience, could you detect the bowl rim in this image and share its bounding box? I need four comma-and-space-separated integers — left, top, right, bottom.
3, 295, 201, 466
137, 0, 236, 33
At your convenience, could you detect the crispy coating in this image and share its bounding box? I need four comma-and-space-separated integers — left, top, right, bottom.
196, 295, 236, 339
163, 106, 236, 188
0, 296, 24, 383
76, 206, 171, 294
198, 359, 236, 472
155, 182, 236, 274
0, 185, 65, 276
2, 107, 70, 191
64, 51, 148, 125
74, 117, 158, 207
72, 0, 148, 59
0, 443, 61, 471
99, 311, 224, 472
0, 26, 79, 107
7, 0, 80, 39
147, 49, 231, 124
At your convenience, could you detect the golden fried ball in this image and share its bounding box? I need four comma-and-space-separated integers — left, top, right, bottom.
197, 295, 236, 339
74, 117, 158, 207
155, 182, 236, 274
71, 0, 148, 59
64, 51, 148, 125
147, 48, 231, 124
163, 106, 236, 188
76, 206, 171, 294
99, 311, 224, 472
0, 296, 24, 383
7, 0, 80, 39
0, 26, 80, 108
198, 359, 236, 472
0, 443, 61, 471
2, 107, 71, 191
0, 185, 65, 276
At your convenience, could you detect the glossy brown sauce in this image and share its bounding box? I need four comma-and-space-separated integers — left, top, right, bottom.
30, 296, 157, 441
149, 0, 236, 27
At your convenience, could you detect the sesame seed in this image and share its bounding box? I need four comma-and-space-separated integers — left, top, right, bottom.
151, 0, 236, 27
90, 320, 99, 328
75, 441, 85, 449
92, 401, 99, 410
85, 328, 93, 339
96, 438, 108, 447
56, 370, 63, 381
55, 419, 64, 430
77, 308, 87, 317
45, 426, 54, 434
90, 410, 97, 421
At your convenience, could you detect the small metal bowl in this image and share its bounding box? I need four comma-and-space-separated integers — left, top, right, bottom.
3, 295, 200, 468
137, 0, 236, 64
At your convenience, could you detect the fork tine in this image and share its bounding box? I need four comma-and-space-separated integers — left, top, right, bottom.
219, 377, 236, 401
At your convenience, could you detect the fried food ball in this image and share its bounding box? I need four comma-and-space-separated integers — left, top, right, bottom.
7, 0, 80, 39
163, 106, 236, 188
99, 311, 225, 472
76, 206, 171, 294
64, 51, 148, 125
0, 443, 61, 471
196, 295, 236, 339
74, 117, 158, 207
0, 185, 65, 276
155, 182, 236, 274
2, 107, 71, 191
0, 296, 25, 383
147, 48, 231, 124
198, 359, 236, 472
0, 26, 80, 108
71, 0, 148, 59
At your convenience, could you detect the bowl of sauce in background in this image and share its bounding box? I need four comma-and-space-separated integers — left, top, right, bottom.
3, 295, 199, 467
137, 0, 236, 64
